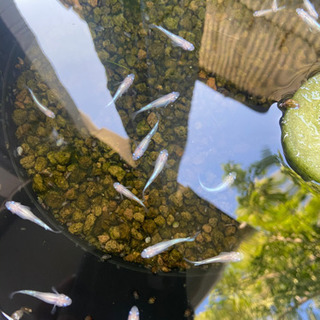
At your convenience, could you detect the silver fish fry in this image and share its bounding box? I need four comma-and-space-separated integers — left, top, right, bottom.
142, 149, 168, 199
113, 182, 146, 209
253, 8, 273, 17
141, 231, 199, 258
131, 92, 179, 120
296, 8, 320, 32
150, 24, 194, 51
10, 288, 72, 314
5, 201, 60, 233
253, 0, 285, 17
106, 73, 135, 107
199, 172, 236, 193
184, 251, 243, 266
128, 306, 139, 320
133, 120, 159, 160
26, 86, 55, 119
303, 0, 318, 19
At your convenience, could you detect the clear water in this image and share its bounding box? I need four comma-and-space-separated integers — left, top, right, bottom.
0, 0, 320, 319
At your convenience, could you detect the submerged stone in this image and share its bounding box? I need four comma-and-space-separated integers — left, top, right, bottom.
12, 109, 28, 125
108, 165, 126, 181
142, 219, 157, 234
78, 155, 92, 169
76, 193, 90, 210
55, 151, 71, 165
281, 73, 320, 182
84, 214, 96, 234
33, 174, 46, 192
44, 191, 64, 209
68, 222, 83, 235
20, 155, 35, 169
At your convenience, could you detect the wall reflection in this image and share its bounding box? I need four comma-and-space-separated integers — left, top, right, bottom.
200, 0, 320, 101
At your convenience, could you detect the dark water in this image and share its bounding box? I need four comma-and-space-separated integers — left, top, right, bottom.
0, 0, 320, 319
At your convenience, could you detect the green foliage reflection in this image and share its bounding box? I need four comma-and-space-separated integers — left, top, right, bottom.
196, 152, 320, 319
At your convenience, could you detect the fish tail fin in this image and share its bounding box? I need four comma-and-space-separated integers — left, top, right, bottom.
142, 182, 150, 201
188, 231, 200, 242
52, 229, 62, 234
183, 257, 198, 266
10, 291, 20, 299
105, 99, 114, 108
198, 176, 216, 192
130, 110, 139, 121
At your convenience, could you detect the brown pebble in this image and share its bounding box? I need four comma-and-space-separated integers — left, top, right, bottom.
208, 217, 218, 227
225, 226, 236, 236
206, 77, 217, 90
88, 0, 97, 6
148, 297, 156, 304
98, 234, 110, 245
147, 112, 158, 127
184, 309, 192, 317
161, 266, 171, 272
133, 291, 139, 300
133, 212, 145, 223
202, 224, 212, 233
14, 101, 25, 109
278, 98, 300, 109
198, 70, 207, 79
138, 49, 147, 60
166, 214, 175, 226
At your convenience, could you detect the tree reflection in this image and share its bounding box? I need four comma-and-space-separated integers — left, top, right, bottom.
196, 151, 320, 319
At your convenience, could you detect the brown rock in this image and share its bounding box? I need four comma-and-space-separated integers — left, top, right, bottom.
143, 219, 157, 234
98, 234, 110, 245
138, 49, 147, 60
104, 240, 123, 253
225, 225, 236, 236
133, 212, 145, 223
202, 224, 212, 233
207, 77, 217, 90
88, 0, 97, 6
123, 208, 133, 220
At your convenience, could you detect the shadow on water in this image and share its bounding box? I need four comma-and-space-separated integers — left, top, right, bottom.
0, 0, 320, 319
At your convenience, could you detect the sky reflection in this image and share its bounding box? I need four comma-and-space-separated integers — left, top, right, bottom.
14, 0, 128, 138
178, 80, 283, 217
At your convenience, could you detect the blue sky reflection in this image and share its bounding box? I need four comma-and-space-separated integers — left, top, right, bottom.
14, 0, 128, 138
178, 80, 283, 218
